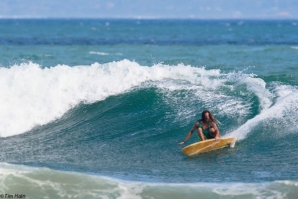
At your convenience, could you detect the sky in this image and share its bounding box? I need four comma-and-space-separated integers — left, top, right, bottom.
0, 0, 298, 19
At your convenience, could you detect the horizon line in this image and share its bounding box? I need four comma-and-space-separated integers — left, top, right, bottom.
0, 16, 298, 20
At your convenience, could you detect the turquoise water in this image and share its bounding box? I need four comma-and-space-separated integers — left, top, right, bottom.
0, 19, 298, 198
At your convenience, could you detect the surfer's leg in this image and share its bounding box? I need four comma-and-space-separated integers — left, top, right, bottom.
209, 128, 217, 138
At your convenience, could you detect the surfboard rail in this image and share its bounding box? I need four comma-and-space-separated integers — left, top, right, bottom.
182, 137, 236, 156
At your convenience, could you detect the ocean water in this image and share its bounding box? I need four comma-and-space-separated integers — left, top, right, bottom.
0, 19, 298, 198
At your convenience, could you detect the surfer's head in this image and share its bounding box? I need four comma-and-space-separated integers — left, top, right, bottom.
201, 110, 219, 123
201, 110, 211, 122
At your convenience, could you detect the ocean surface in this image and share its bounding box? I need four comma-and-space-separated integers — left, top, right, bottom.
0, 19, 298, 198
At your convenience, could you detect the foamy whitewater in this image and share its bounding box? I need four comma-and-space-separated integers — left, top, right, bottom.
0, 19, 298, 198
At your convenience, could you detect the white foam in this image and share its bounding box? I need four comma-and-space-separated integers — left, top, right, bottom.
89, 51, 123, 56
227, 84, 298, 140
89, 51, 110, 55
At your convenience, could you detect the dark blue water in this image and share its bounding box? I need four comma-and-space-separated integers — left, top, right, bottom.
1, 19, 298, 45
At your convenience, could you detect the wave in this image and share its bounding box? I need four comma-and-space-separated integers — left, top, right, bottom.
0, 60, 223, 137
0, 60, 225, 137
0, 163, 297, 199
1, 60, 297, 139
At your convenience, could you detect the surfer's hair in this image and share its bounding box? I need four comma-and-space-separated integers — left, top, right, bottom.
201, 110, 220, 124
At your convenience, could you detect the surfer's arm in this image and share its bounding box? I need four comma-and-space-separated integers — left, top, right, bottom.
178, 122, 198, 145
197, 128, 205, 141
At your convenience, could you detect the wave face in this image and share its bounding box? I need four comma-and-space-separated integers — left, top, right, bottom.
0, 60, 297, 183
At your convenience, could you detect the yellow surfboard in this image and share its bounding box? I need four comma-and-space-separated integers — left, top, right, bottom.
182, 137, 236, 156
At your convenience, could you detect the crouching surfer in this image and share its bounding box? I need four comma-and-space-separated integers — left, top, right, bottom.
178, 110, 221, 145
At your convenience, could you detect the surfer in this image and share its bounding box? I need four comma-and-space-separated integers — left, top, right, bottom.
178, 110, 221, 145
